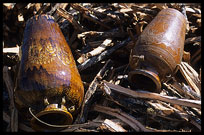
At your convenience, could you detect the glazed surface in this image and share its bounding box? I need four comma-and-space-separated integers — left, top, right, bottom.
15, 14, 84, 115
130, 8, 186, 81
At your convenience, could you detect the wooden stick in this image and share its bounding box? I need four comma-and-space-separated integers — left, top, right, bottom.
47, 3, 69, 15
102, 119, 127, 132
77, 54, 88, 64
145, 126, 179, 132
92, 104, 151, 132
170, 82, 200, 100
36, 3, 50, 15
3, 111, 11, 131
182, 62, 200, 85
3, 66, 18, 132
87, 39, 113, 57
77, 39, 113, 64
184, 36, 201, 45
131, 5, 158, 16
199, 68, 201, 80
70, 3, 111, 29
103, 82, 201, 109
18, 123, 34, 132
77, 60, 113, 123
71, 128, 99, 132
91, 5, 121, 22
157, 101, 189, 121
4, 111, 34, 132
179, 62, 201, 96
82, 13, 111, 29
60, 121, 102, 132
182, 51, 191, 64
56, 8, 86, 32
77, 29, 127, 41
3, 46, 19, 55
78, 37, 131, 71
189, 119, 201, 131
147, 101, 174, 116
163, 83, 183, 98
88, 40, 105, 48
181, 83, 201, 100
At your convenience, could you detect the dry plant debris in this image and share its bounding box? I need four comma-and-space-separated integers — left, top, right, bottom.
3, 3, 201, 132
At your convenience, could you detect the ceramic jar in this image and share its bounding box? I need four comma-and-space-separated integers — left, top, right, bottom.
129, 8, 186, 92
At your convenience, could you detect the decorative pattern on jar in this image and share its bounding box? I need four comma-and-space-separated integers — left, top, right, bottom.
15, 14, 84, 131
129, 8, 186, 93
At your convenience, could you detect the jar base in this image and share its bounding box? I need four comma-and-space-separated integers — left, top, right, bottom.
30, 104, 73, 132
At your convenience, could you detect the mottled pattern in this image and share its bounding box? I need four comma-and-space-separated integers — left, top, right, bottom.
15, 14, 84, 120
27, 37, 76, 69
138, 9, 186, 66
129, 8, 186, 85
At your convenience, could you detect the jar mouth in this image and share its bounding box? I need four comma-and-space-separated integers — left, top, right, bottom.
30, 104, 73, 132
128, 69, 161, 93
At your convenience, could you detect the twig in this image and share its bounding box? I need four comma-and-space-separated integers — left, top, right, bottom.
3, 46, 19, 54
60, 121, 102, 132
18, 123, 34, 132
4, 111, 33, 132
182, 51, 191, 64
87, 39, 113, 57
91, 5, 121, 22
180, 3, 189, 33
145, 126, 179, 132
36, 3, 50, 15
184, 36, 201, 45
180, 3, 187, 18
189, 119, 201, 131
3, 111, 11, 131
56, 8, 85, 32
92, 104, 151, 132
127, 27, 136, 44
178, 62, 201, 96
78, 37, 131, 71
182, 83, 201, 100
70, 3, 111, 29
130, 5, 158, 16
102, 119, 127, 132
77, 59, 113, 123
157, 101, 189, 121
71, 128, 99, 132
77, 39, 113, 64
82, 13, 111, 29
77, 29, 127, 41
147, 101, 174, 116
102, 81, 201, 109
169, 81, 200, 100
3, 66, 18, 132
87, 40, 104, 48
163, 83, 183, 98
47, 3, 68, 15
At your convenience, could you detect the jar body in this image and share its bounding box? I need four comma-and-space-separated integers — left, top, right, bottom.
129, 8, 186, 92
15, 14, 84, 131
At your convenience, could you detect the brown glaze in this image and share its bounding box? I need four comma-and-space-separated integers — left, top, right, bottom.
14, 14, 84, 131
129, 8, 186, 92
